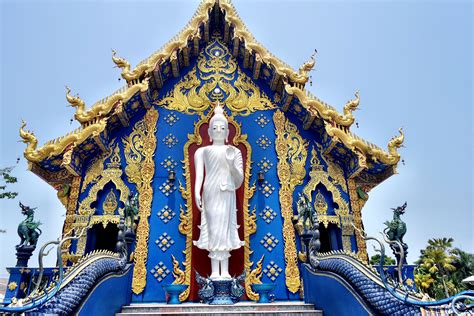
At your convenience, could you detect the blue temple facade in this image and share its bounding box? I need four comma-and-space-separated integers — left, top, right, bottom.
7, 1, 457, 315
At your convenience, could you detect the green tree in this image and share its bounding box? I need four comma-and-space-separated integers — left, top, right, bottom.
370, 254, 396, 266
0, 166, 19, 233
415, 238, 473, 299
0, 166, 18, 199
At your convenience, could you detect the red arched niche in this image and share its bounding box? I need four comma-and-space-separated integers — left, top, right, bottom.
187, 118, 246, 301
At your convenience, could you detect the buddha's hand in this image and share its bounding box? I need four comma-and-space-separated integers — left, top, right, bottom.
195, 195, 204, 212
225, 146, 236, 164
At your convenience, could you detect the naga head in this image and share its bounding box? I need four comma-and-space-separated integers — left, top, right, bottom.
388, 128, 405, 154
65, 86, 86, 113
343, 90, 360, 115
19, 120, 38, 149
298, 49, 317, 76
19, 201, 37, 216
391, 202, 407, 216
112, 49, 131, 70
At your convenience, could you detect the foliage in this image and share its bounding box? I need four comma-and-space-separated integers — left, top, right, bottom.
0, 166, 18, 199
370, 254, 396, 266
414, 237, 474, 300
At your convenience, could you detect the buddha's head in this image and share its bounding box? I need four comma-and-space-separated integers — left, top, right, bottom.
208, 104, 229, 144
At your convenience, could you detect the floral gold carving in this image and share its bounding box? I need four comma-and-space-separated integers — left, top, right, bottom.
171, 254, 186, 285
61, 176, 81, 264
273, 110, 308, 293
348, 179, 369, 262
303, 146, 350, 229
123, 108, 159, 294
155, 39, 275, 116
246, 255, 264, 301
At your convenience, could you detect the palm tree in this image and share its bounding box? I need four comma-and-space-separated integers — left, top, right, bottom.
414, 272, 435, 293
427, 237, 454, 251
420, 239, 457, 297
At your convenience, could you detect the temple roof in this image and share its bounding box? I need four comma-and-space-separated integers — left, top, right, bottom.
19, 0, 403, 191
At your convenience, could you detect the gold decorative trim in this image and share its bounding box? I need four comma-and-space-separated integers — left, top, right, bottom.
326, 127, 404, 165
66, 80, 149, 125
246, 255, 264, 301
273, 110, 308, 293
8, 282, 18, 291
285, 85, 359, 128
119, 0, 306, 85
78, 145, 129, 217
81, 147, 114, 193
156, 39, 275, 116
348, 179, 369, 262
20, 119, 107, 163
303, 146, 350, 230
61, 176, 81, 264
123, 108, 159, 294
171, 254, 186, 285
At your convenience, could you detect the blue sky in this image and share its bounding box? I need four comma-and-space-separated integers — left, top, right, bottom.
0, 0, 472, 277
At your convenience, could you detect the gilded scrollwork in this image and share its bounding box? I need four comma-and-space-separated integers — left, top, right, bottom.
348, 179, 369, 262
123, 108, 159, 294
66, 79, 149, 125
61, 176, 81, 264
246, 255, 264, 301
273, 110, 308, 293
171, 254, 186, 285
81, 145, 114, 193
155, 39, 275, 116
78, 144, 129, 217
303, 146, 350, 228
20, 118, 108, 163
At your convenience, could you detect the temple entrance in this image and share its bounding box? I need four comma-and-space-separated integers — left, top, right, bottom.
85, 223, 118, 253
318, 223, 342, 252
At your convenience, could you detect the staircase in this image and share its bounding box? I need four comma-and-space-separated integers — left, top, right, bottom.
117, 301, 323, 316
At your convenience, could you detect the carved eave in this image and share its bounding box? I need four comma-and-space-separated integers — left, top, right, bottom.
66, 79, 150, 127
27, 161, 73, 188
113, 0, 310, 89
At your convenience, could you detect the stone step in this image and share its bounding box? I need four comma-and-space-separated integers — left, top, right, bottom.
117, 301, 323, 316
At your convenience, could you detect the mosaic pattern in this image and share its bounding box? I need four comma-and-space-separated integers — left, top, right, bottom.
257, 157, 273, 173
155, 232, 175, 252
260, 232, 279, 252
263, 261, 283, 281
255, 114, 270, 128
259, 206, 277, 224
160, 156, 178, 171
159, 179, 177, 196
150, 261, 170, 282
157, 205, 176, 224
164, 112, 179, 126
163, 134, 178, 148
259, 180, 275, 198
256, 135, 272, 149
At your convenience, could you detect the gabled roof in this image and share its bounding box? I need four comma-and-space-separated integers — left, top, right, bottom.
19, 0, 403, 190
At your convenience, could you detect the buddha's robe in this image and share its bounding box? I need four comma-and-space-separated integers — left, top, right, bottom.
193, 145, 244, 260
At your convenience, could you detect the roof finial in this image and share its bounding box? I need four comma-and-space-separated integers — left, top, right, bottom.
19, 120, 38, 152
299, 49, 317, 77
387, 128, 405, 157
65, 86, 86, 115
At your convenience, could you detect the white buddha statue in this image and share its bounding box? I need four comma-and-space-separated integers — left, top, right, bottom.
193, 104, 244, 279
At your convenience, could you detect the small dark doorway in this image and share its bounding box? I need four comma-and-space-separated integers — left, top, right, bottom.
86, 223, 119, 253
318, 223, 342, 252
